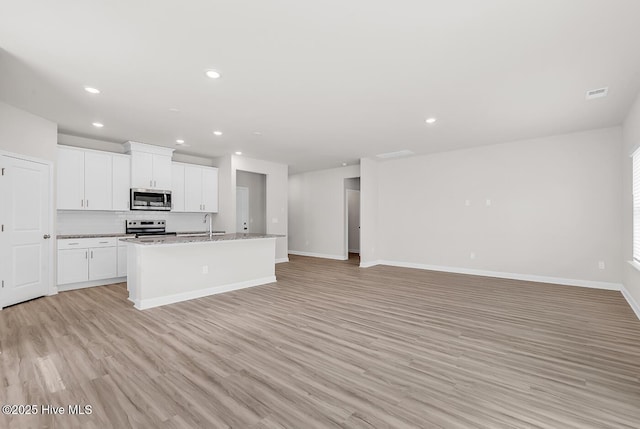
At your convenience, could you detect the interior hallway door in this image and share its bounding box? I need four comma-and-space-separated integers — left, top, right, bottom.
0, 155, 51, 308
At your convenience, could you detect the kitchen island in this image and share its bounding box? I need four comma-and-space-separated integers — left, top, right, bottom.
121, 233, 282, 310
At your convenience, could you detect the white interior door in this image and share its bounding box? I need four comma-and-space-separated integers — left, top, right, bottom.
347, 189, 360, 253
236, 187, 249, 232
1, 155, 51, 308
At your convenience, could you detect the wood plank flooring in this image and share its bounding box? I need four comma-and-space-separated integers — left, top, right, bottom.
1, 254, 639, 428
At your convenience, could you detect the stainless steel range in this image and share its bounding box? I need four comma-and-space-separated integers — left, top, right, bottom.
126, 220, 177, 238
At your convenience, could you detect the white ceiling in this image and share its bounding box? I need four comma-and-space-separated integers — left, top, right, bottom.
1, 0, 640, 173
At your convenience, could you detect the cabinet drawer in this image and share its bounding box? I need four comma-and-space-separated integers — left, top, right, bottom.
58, 237, 118, 250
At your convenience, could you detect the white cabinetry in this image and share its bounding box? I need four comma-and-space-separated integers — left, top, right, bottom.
112, 155, 131, 211
57, 146, 131, 211
57, 147, 85, 210
117, 240, 129, 277
125, 142, 174, 190
57, 238, 124, 289
184, 164, 218, 213
171, 163, 185, 212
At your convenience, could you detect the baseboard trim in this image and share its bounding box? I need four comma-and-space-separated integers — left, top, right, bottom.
360, 260, 381, 268
371, 260, 622, 291
134, 276, 277, 310
621, 284, 640, 320
348, 249, 360, 254
275, 257, 289, 264
288, 251, 347, 261
58, 277, 127, 292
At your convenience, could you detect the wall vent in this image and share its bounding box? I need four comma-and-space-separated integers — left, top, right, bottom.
376, 150, 414, 159
585, 87, 608, 100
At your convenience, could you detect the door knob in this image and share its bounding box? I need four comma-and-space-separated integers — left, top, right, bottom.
43, 234, 51, 239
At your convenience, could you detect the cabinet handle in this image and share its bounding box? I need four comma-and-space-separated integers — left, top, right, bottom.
81, 199, 84, 207
86, 200, 89, 208
85, 251, 88, 259
99, 241, 109, 244
203, 204, 205, 211
91, 250, 94, 259
150, 180, 153, 187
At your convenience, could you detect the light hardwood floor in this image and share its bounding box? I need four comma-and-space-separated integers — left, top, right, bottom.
1, 255, 639, 428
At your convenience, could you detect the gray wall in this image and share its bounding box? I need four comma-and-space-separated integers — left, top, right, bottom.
236, 170, 267, 234
364, 127, 622, 285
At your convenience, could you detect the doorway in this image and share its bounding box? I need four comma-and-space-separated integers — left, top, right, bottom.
0, 154, 53, 308
236, 186, 249, 232
236, 170, 267, 234
344, 177, 360, 263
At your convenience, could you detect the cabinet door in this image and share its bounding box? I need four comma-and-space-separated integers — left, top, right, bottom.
184, 166, 203, 212
152, 154, 172, 190
112, 155, 131, 211
84, 151, 112, 211
57, 147, 85, 210
131, 151, 154, 188
202, 167, 218, 213
89, 247, 117, 280
171, 163, 185, 212
58, 248, 89, 285
117, 244, 127, 277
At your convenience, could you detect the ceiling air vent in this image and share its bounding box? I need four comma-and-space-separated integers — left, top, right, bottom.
585, 87, 608, 100
376, 150, 415, 159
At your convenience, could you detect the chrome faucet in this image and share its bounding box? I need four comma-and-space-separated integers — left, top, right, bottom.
203, 213, 213, 237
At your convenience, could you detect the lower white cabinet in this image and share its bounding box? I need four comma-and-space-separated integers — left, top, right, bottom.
89, 247, 117, 280
58, 248, 89, 285
117, 242, 128, 277
57, 237, 124, 288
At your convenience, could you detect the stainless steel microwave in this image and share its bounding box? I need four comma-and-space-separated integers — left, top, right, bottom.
130, 188, 172, 211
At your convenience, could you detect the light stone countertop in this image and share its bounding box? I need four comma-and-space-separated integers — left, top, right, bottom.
120, 232, 284, 246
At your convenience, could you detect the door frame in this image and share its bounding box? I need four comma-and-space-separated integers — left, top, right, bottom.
0, 150, 57, 309
344, 188, 361, 260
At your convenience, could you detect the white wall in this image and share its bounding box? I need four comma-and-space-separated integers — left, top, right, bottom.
236, 170, 267, 234
0, 101, 57, 162
371, 127, 622, 285
288, 165, 360, 259
360, 158, 379, 266
622, 92, 640, 310
216, 155, 289, 262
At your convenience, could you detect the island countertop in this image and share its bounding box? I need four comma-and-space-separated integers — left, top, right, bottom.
121, 232, 284, 246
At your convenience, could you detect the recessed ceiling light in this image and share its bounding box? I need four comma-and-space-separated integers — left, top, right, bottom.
168, 108, 180, 112
176, 139, 185, 144
84, 86, 100, 94
206, 70, 221, 79
342, 162, 347, 166
253, 131, 262, 136
425, 117, 437, 124
235, 151, 242, 155
92, 122, 104, 128
213, 130, 223, 136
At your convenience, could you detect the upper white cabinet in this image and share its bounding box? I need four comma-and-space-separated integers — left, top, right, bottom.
84, 151, 112, 210
58, 146, 130, 211
112, 155, 131, 211
125, 141, 174, 190
57, 147, 85, 210
183, 164, 218, 213
171, 163, 185, 212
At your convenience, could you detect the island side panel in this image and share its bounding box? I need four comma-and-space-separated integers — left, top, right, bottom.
135, 238, 276, 309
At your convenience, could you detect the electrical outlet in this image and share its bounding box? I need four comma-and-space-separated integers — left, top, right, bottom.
272, 217, 279, 223
202, 265, 209, 274
486, 199, 491, 206
470, 252, 476, 260
598, 261, 605, 270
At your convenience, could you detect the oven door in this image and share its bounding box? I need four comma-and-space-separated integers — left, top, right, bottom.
130, 188, 172, 211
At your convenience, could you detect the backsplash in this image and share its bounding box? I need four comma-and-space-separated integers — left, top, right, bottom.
57, 211, 219, 235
